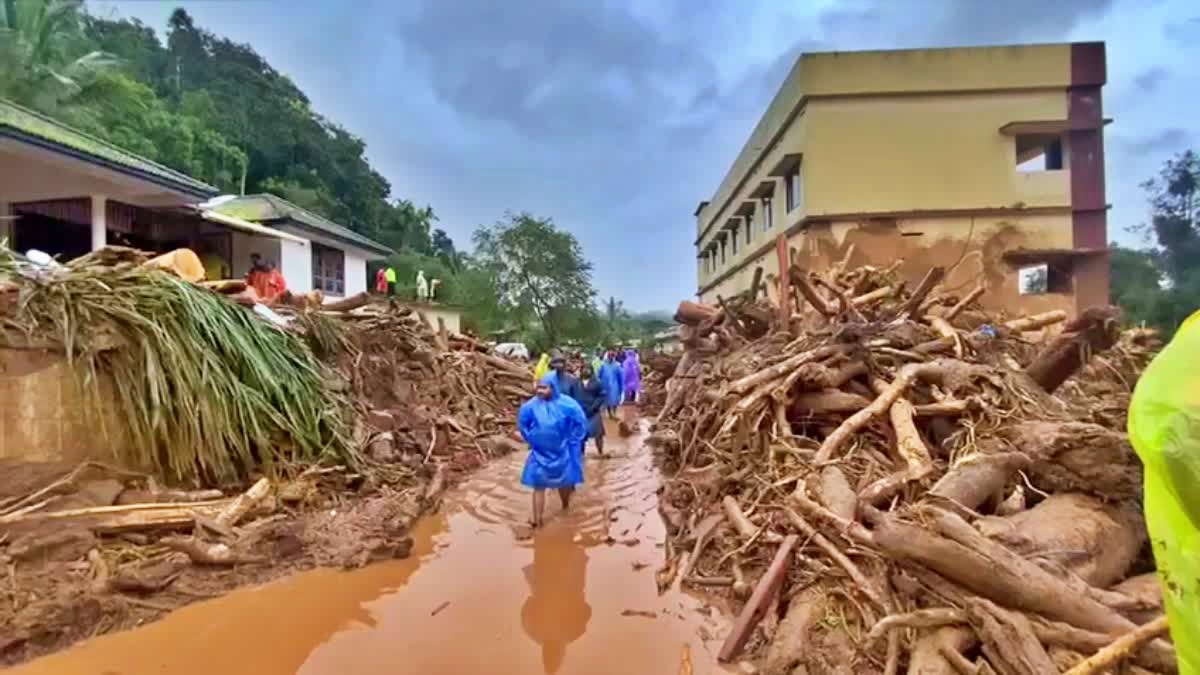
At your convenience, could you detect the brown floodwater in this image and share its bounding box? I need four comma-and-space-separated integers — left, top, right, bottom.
11, 420, 729, 675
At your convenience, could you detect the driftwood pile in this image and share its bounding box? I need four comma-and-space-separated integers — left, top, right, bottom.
317, 302, 530, 472
650, 261, 1173, 674
639, 350, 681, 416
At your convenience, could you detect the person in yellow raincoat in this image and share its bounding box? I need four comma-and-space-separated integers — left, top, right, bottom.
1128, 310, 1200, 674
533, 353, 551, 384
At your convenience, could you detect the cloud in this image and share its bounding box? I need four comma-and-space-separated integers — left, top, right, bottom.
1117, 128, 1190, 155
99, 0, 1197, 308
1132, 67, 1169, 95
392, 2, 718, 144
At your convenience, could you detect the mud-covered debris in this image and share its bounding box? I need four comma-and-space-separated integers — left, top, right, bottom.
650, 260, 1170, 673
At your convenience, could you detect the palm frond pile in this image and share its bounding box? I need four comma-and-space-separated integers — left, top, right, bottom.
0, 245, 353, 485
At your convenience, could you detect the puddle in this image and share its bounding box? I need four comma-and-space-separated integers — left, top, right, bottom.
11, 419, 729, 674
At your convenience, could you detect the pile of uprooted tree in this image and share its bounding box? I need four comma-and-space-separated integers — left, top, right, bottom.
649, 260, 1172, 674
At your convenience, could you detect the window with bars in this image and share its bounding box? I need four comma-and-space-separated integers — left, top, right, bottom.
312, 242, 345, 295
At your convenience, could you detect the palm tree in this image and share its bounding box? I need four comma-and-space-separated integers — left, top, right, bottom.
0, 0, 114, 114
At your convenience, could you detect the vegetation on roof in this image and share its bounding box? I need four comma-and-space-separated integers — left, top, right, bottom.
0, 99, 215, 193
213, 194, 393, 254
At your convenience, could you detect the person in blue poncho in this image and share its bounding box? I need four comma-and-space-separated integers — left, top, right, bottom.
519, 372, 588, 528
597, 350, 624, 419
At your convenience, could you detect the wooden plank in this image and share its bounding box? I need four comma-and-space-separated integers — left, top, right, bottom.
717, 534, 799, 662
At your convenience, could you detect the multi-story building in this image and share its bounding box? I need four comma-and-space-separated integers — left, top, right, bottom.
694, 42, 1109, 316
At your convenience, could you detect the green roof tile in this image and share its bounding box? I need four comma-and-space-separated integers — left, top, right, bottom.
214, 194, 393, 256
0, 98, 216, 197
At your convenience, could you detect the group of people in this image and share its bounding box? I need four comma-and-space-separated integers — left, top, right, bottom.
245, 253, 287, 303
373, 267, 442, 300
518, 349, 642, 528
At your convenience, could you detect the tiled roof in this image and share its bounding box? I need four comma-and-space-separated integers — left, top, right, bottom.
213, 194, 393, 256
0, 99, 217, 197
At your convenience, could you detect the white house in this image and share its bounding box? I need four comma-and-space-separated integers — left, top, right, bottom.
0, 99, 392, 299
209, 193, 393, 299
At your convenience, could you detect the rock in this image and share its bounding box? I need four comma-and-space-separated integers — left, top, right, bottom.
9, 528, 96, 562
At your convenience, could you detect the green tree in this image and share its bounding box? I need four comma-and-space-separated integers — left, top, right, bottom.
472, 211, 596, 347
1109, 150, 1200, 337
0, 0, 114, 115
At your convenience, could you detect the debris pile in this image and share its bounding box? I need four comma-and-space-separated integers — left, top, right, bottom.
309, 303, 532, 475
638, 350, 680, 416
0, 245, 527, 665
650, 262, 1172, 674
1, 246, 353, 485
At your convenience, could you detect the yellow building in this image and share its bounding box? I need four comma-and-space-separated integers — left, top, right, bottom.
694, 42, 1109, 316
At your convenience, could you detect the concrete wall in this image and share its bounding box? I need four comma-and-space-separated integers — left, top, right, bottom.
344, 250, 367, 297
699, 213, 1080, 316
279, 239, 313, 295
693, 42, 1107, 315
695, 43, 1076, 240
697, 87, 1074, 292
0, 349, 122, 464
275, 225, 376, 300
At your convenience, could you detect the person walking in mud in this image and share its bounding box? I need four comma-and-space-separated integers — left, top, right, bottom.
518, 373, 587, 528
547, 353, 583, 402
598, 350, 624, 419
577, 364, 607, 457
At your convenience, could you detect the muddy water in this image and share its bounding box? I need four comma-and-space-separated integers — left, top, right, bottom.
12, 421, 729, 675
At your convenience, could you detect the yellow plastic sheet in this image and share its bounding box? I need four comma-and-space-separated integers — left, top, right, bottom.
1128, 310, 1200, 674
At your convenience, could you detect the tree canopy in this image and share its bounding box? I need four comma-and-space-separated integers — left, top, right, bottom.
0, 0, 448, 259
0, 1, 671, 347
1110, 150, 1200, 337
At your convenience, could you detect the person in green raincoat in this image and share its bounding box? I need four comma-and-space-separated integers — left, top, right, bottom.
1127, 309, 1200, 674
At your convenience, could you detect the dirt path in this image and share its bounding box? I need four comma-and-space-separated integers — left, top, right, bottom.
10, 420, 729, 674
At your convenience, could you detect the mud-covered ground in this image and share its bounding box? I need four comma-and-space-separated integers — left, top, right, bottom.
0, 439, 517, 667
6, 418, 727, 675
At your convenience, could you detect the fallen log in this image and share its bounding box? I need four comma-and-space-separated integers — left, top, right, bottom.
873, 509, 1136, 634
0, 498, 230, 532
1061, 616, 1171, 675
215, 477, 271, 527
674, 300, 721, 326
789, 265, 835, 316
145, 248, 205, 282
1003, 310, 1067, 333
898, 267, 945, 318
322, 291, 371, 312
928, 451, 1032, 511
1024, 306, 1121, 394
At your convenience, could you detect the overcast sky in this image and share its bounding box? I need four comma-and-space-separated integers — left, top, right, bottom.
95, 0, 1200, 311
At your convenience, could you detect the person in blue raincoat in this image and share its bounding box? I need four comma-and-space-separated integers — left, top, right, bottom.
597, 350, 624, 419
519, 373, 588, 527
